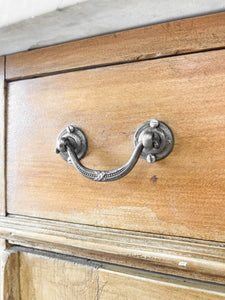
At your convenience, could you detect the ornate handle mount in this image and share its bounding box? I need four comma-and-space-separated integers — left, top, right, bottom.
55, 119, 174, 182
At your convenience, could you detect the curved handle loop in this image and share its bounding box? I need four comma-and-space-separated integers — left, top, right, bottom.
56, 119, 174, 182
67, 142, 143, 182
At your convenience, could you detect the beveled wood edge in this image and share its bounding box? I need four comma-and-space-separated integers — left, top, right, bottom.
0, 215, 225, 284
6, 12, 225, 81
0, 57, 6, 216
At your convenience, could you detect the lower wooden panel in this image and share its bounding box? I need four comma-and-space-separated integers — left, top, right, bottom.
19, 251, 99, 300
3, 248, 225, 300
0, 248, 20, 300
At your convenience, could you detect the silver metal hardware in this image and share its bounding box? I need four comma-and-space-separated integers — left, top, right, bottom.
146, 154, 156, 163
149, 119, 159, 128
55, 125, 88, 162
56, 119, 174, 182
133, 120, 174, 162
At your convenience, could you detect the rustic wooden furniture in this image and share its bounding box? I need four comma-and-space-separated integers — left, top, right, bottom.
1, 12, 225, 299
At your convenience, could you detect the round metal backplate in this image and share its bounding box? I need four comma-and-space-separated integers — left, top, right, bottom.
134, 121, 174, 161
56, 125, 88, 163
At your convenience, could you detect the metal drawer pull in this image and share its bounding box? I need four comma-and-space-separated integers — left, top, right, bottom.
55, 119, 174, 182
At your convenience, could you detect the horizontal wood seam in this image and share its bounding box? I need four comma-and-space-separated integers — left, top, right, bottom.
0, 215, 225, 284
6, 12, 225, 80
5, 246, 225, 297
5, 213, 225, 246
8, 245, 225, 287
6, 46, 225, 83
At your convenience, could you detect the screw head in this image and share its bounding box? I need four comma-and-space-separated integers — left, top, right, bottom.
55, 148, 60, 154
67, 125, 74, 133
146, 154, 156, 163
67, 157, 72, 163
150, 119, 159, 128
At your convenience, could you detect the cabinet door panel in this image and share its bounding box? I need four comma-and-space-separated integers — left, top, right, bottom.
3, 250, 225, 300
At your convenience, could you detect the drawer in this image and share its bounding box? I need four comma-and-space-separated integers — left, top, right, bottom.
7, 49, 225, 241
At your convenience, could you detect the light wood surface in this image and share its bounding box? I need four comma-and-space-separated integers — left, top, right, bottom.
99, 265, 225, 300
0, 239, 5, 251
0, 238, 6, 299
7, 248, 225, 300
0, 249, 19, 300
0, 215, 225, 284
6, 12, 225, 80
7, 49, 225, 241
19, 251, 99, 300
0, 58, 5, 216
2, 13, 225, 298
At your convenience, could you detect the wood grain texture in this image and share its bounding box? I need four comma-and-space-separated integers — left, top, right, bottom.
19, 251, 99, 300
0, 249, 20, 300
6, 247, 225, 300
99, 265, 225, 300
6, 12, 225, 80
0, 58, 5, 216
0, 215, 225, 284
7, 49, 225, 241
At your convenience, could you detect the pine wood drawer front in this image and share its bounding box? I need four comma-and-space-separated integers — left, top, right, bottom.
7, 49, 225, 241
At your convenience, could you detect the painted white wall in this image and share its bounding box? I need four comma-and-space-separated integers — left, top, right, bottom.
0, 0, 225, 55
0, 0, 86, 28
1, 0, 225, 29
